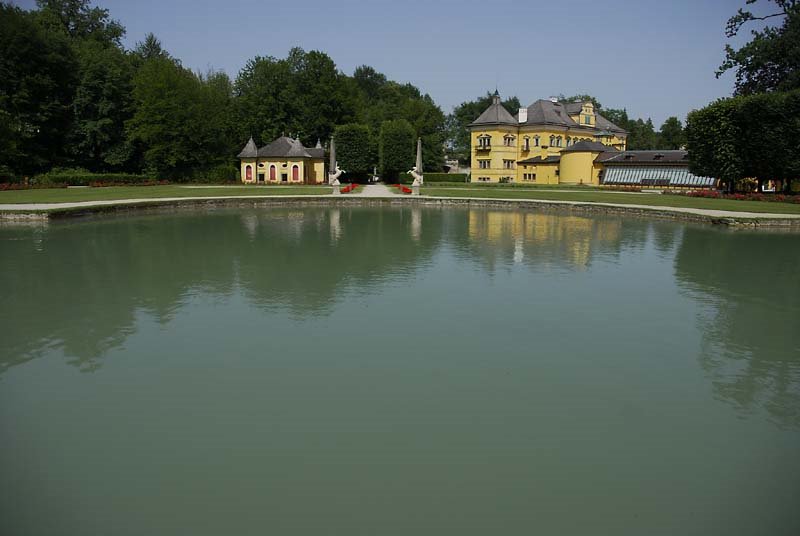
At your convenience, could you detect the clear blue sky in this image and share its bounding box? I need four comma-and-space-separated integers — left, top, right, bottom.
15, 0, 762, 126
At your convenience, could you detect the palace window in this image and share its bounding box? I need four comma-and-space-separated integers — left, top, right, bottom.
503, 159, 515, 169
566, 137, 572, 146
503, 135, 516, 147
477, 135, 491, 149
549, 135, 555, 146
584, 115, 591, 125
258, 163, 265, 168
523, 137, 530, 151
477, 176, 491, 182
523, 173, 536, 182
478, 160, 491, 169
534, 135, 540, 147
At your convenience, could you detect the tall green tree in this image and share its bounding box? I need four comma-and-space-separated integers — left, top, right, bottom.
35, 0, 124, 44
0, 3, 77, 175
717, 0, 800, 95
656, 116, 686, 149
379, 119, 415, 181
333, 124, 373, 180
686, 98, 744, 192
67, 39, 136, 171
128, 58, 232, 179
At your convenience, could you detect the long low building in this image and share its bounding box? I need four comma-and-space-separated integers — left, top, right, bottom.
598, 150, 716, 188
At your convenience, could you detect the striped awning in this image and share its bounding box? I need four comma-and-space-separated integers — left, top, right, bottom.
602, 166, 716, 188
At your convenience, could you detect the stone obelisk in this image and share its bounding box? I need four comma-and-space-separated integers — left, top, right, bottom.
328, 136, 341, 194
411, 137, 423, 195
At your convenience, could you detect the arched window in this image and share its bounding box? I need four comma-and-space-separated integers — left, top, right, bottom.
549, 135, 555, 146
245, 165, 252, 182
292, 165, 299, 181
523, 136, 530, 151
269, 165, 276, 181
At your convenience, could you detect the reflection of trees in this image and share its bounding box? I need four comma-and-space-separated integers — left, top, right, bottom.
0, 207, 445, 375
675, 227, 800, 428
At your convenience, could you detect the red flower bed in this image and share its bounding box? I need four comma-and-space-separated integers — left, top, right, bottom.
340, 183, 358, 193
392, 184, 412, 194
665, 189, 800, 204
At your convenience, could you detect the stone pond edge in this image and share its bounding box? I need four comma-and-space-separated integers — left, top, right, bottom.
1, 195, 799, 229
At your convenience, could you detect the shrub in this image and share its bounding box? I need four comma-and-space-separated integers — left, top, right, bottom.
34, 169, 156, 187
424, 173, 468, 183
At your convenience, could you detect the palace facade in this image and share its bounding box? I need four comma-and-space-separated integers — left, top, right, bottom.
469, 92, 628, 185
469, 92, 714, 188
238, 136, 326, 184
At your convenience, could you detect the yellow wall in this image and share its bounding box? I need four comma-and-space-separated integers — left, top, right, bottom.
559, 151, 604, 185
471, 126, 625, 184
240, 158, 325, 184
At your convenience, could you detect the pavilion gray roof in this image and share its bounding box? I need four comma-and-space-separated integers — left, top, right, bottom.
237, 137, 258, 158
257, 136, 313, 158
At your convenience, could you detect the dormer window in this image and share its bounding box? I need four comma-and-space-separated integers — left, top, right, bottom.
584, 116, 591, 125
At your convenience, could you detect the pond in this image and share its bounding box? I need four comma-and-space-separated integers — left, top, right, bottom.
1, 206, 799, 535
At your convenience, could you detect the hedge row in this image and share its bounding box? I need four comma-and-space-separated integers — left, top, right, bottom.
424, 173, 468, 183
397, 172, 468, 184
34, 171, 156, 186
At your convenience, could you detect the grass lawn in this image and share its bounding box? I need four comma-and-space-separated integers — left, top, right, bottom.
422, 187, 800, 215
0, 185, 332, 204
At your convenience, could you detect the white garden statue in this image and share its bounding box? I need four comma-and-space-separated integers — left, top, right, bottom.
328, 165, 345, 186
407, 165, 423, 186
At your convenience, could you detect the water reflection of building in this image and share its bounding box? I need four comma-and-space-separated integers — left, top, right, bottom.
467, 209, 622, 270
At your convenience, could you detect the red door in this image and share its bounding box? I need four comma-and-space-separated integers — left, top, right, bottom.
245, 165, 252, 182
292, 165, 299, 181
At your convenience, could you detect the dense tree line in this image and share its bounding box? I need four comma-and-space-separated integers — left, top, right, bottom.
687, 0, 799, 192
0, 0, 445, 182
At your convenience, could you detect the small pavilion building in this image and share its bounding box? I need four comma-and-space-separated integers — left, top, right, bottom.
238, 136, 326, 184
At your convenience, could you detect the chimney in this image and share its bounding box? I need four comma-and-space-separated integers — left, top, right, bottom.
549, 96, 558, 103
518, 108, 528, 123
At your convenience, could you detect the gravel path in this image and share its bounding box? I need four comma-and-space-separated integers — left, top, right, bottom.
351, 183, 396, 197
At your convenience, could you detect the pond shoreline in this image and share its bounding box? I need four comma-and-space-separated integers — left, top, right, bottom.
1, 194, 799, 228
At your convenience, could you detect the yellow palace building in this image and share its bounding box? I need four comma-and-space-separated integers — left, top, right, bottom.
469, 92, 628, 185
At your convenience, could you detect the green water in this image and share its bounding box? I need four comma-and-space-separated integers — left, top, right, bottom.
1, 206, 798, 536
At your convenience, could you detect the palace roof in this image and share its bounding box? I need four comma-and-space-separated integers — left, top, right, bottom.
470, 95, 627, 134
517, 155, 561, 164
561, 140, 616, 153
518, 100, 627, 134
469, 94, 517, 127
